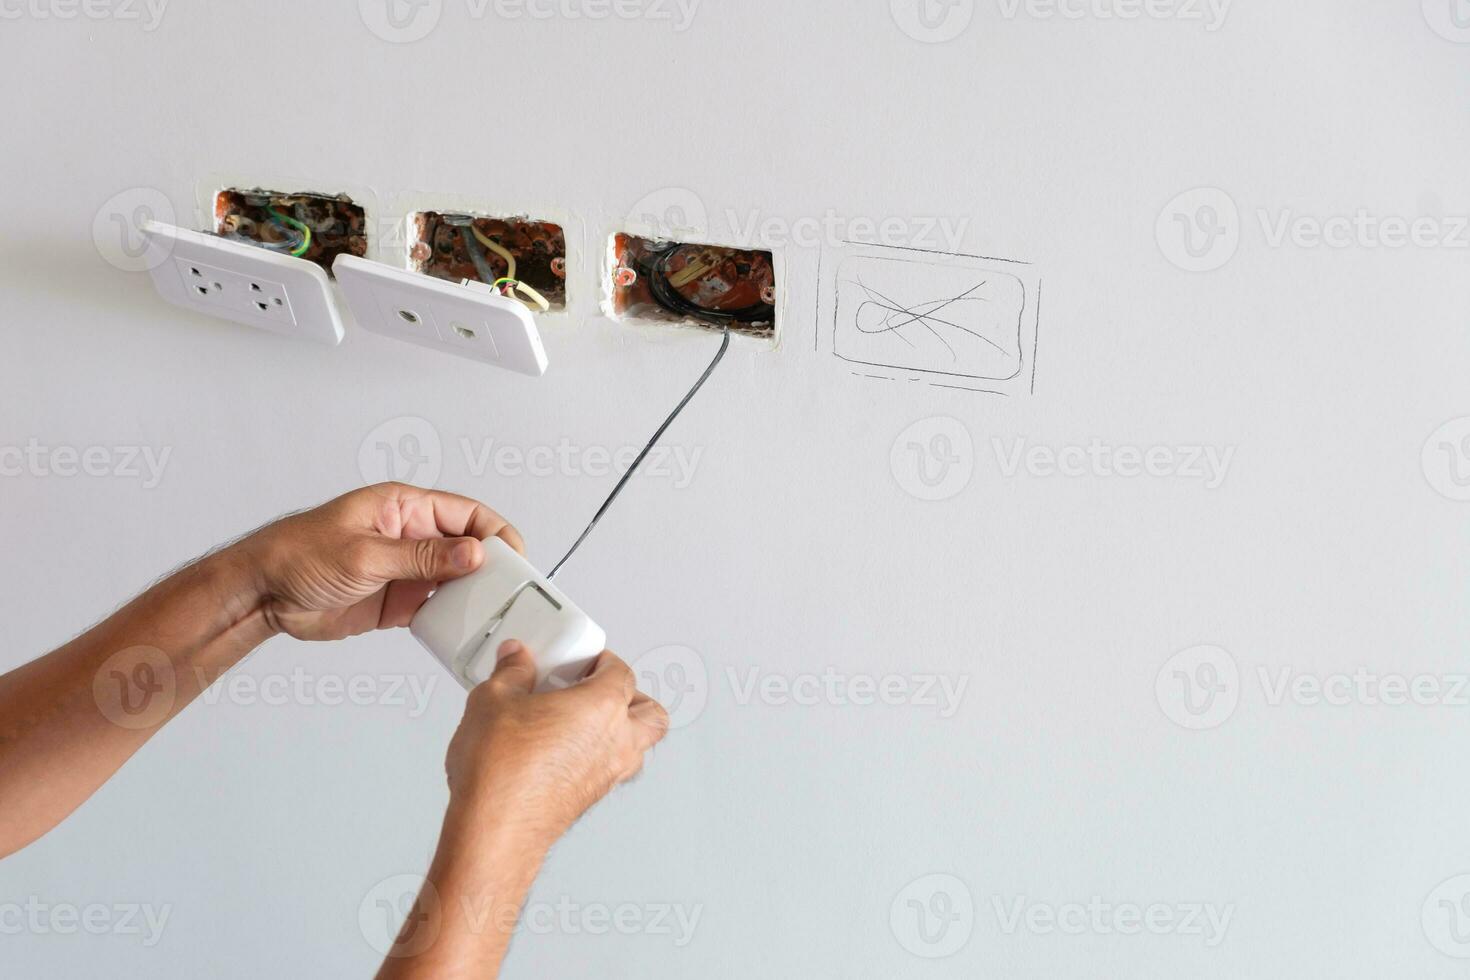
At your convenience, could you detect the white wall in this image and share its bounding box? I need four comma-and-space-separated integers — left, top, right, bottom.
3, 1, 1469, 976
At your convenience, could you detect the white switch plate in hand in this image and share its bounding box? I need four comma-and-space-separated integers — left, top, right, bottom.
333, 255, 549, 376
411, 538, 606, 693
139, 221, 344, 345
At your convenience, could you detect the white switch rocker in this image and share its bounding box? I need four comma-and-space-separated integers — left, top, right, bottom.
410, 538, 606, 692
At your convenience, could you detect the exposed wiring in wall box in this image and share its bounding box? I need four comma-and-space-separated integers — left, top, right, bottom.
139, 221, 344, 345
334, 254, 548, 376
408, 212, 568, 312
214, 188, 367, 277
606, 234, 777, 338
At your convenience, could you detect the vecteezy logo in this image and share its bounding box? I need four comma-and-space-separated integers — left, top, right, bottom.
358, 416, 443, 488
890, 417, 974, 502
92, 187, 175, 273
1424, 0, 1470, 42
890, 0, 975, 43
359, 0, 443, 43
1422, 417, 1470, 501
93, 646, 176, 730
1155, 645, 1239, 730
1423, 875, 1470, 957
360, 874, 440, 958
631, 645, 709, 729
625, 188, 709, 243
1156, 188, 1240, 272
890, 873, 974, 958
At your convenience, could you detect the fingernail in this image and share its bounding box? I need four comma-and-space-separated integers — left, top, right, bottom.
497, 640, 523, 661
452, 541, 477, 571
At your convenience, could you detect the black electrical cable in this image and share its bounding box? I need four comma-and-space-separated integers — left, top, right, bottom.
546, 321, 731, 581
639, 244, 775, 325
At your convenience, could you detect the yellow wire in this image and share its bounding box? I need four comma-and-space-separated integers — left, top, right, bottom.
668, 260, 710, 289
490, 275, 550, 312
471, 226, 516, 281
466, 222, 553, 312
512, 281, 551, 312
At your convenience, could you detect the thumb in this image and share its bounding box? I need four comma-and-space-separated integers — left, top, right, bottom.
370, 536, 483, 583
487, 640, 538, 695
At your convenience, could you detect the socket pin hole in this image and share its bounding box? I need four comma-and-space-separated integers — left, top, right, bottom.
398, 309, 421, 325
452, 323, 476, 340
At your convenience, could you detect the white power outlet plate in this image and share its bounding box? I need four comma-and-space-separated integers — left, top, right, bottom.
140, 221, 344, 345
334, 255, 548, 376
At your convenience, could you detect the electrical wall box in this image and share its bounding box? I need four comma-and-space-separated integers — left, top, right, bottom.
140, 221, 345, 345
213, 187, 368, 276
333, 255, 549, 376
408, 212, 568, 310
606, 234, 778, 338
411, 537, 606, 692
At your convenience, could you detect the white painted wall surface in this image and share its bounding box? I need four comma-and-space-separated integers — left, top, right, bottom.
3, 1, 1469, 976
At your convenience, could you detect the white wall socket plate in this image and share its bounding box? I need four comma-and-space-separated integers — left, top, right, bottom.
139, 221, 344, 345
333, 255, 549, 376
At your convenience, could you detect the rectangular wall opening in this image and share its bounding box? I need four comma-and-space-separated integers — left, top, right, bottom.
607, 234, 776, 337
213, 188, 367, 276
408, 212, 567, 312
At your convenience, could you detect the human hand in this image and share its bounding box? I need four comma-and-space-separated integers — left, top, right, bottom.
236, 483, 523, 642
373, 646, 667, 977
443, 642, 670, 852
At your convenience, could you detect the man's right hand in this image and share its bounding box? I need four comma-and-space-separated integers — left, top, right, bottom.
377, 643, 670, 978
445, 641, 670, 850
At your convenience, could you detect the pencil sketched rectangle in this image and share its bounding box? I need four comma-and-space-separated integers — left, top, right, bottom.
823, 245, 1040, 395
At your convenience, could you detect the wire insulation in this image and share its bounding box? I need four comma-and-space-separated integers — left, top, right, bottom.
225, 230, 300, 253
472, 226, 517, 281
267, 207, 312, 258
510, 280, 551, 312
460, 227, 498, 284
639, 244, 775, 324
546, 323, 732, 581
